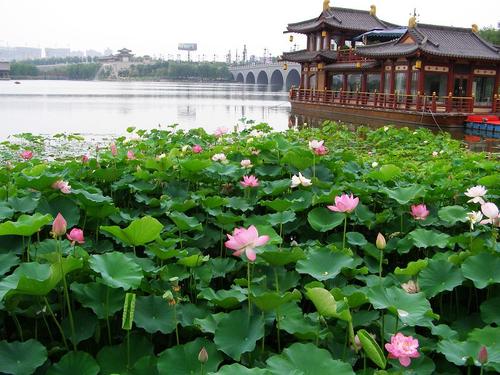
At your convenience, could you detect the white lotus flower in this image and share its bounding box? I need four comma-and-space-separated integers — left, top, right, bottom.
308, 140, 324, 150
291, 172, 312, 188
240, 159, 253, 168
466, 211, 483, 230
371, 162, 379, 168
211, 153, 227, 162
249, 130, 264, 138
465, 185, 487, 205
480, 202, 500, 226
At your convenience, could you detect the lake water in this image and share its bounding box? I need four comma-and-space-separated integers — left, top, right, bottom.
0, 80, 498, 152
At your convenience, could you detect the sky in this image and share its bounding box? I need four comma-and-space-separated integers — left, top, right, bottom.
0, 0, 499, 60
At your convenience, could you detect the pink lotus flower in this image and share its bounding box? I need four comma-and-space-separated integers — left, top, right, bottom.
214, 127, 229, 137
52, 180, 71, 194
240, 175, 259, 188
52, 213, 67, 238
225, 225, 269, 262
82, 154, 90, 163
127, 150, 136, 160
478, 346, 488, 365
327, 193, 359, 213
21, 150, 33, 160
410, 204, 429, 220
313, 145, 328, 156
465, 185, 487, 205
67, 228, 85, 245
308, 140, 324, 150
480, 202, 500, 226
385, 332, 420, 367
110, 143, 118, 156
192, 144, 203, 154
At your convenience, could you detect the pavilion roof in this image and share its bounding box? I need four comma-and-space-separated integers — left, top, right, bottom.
325, 61, 380, 71
281, 49, 337, 63
356, 23, 500, 61
286, 7, 395, 34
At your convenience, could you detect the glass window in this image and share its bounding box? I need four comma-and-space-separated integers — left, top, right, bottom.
395, 72, 407, 95
411, 71, 419, 95
366, 74, 381, 92
424, 73, 447, 98
347, 74, 362, 92
473, 76, 494, 105
316, 34, 322, 51
384, 72, 391, 93
330, 74, 343, 91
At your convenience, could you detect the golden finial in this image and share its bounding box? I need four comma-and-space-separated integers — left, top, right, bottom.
323, 0, 330, 11
408, 16, 417, 28
472, 24, 479, 33
370, 5, 377, 16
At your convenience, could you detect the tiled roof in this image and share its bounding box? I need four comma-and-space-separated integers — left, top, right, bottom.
357, 23, 500, 61
325, 61, 380, 71
286, 7, 394, 34
281, 50, 337, 63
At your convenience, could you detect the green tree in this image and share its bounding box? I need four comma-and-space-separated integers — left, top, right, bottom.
479, 26, 500, 45
10, 63, 39, 77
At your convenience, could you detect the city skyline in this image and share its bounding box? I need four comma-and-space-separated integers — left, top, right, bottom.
0, 0, 498, 61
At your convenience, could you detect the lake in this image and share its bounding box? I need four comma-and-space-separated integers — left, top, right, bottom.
0, 80, 497, 151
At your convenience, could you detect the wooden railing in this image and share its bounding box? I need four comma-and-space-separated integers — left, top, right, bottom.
336, 48, 366, 62
290, 88, 478, 113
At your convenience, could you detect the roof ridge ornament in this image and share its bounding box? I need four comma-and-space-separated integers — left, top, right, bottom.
323, 0, 330, 11
370, 5, 376, 16
472, 24, 479, 33
408, 16, 417, 28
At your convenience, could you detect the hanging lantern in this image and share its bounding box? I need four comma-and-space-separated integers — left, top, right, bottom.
289, 35, 294, 42
355, 62, 362, 68
415, 60, 422, 69
283, 63, 288, 71
321, 31, 327, 37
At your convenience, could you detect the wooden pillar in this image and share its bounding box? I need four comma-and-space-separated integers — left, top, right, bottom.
390, 60, 396, 94
418, 61, 425, 95
317, 66, 326, 91
342, 73, 348, 91
467, 63, 475, 97
380, 63, 385, 93
447, 61, 455, 96
405, 60, 412, 95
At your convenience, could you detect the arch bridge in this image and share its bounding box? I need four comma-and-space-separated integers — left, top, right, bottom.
228, 62, 301, 90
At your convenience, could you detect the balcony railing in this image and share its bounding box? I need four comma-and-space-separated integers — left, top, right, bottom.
290, 88, 482, 114
336, 48, 366, 62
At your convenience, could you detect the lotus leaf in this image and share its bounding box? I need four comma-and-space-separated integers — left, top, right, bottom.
307, 208, 345, 232
133, 295, 176, 334
462, 253, 500, 289
70, 281, 124, 318
296, 247, 358, 281
408, 228, 450, 249
46, 351, 100, 375
418, 259, 464, 298
0, 339, 47, 375
0, 213, 53, 236
100, 216, 164, 246
89, 252, 143, 290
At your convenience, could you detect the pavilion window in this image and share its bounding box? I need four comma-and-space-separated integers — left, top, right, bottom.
473, 76, 494, 105
424, 73, 448, 99
330, 74, 343, 91
316, 34, 322, 51
384, 72, 391, 94
394, 72, 407, 98
347, 74, 362, 92
410, 71, 419, 95
366, 73, 381, 92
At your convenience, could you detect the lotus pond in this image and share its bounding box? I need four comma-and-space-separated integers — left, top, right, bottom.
0, 123, 498, 375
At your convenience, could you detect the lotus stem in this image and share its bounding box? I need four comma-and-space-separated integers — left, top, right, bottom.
43, 296, 69, 350
247, 261, 252, 318
38, 299, 54, 343
174, 304, 180, 346
200, 363, 204, 375
342, 216, 347, 251
11, 311, 23, 341
126, 329, 131, 370
380, 312, 385, 349
313, 153, 316, 179
105, 287, 112, 345
58, 238, 77, 351
379, 250, 383, 281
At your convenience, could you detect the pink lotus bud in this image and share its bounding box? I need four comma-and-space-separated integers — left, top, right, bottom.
192, 144, 203, 153
21, 150, 33, 160
66, 228, 85, 245
82, 154, 89, 163
127, 150, 136, 160
198, 346, 208, 363
376, 233, 386, 250
110, 143, 118, 156
478, 346, 488, 365
52, 213, 67, 237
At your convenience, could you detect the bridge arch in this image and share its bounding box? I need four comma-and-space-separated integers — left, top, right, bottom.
286, 69, 301, 90
235, 73, 244, 83
270, 70, 284, 88
257, 71, 268, 85
245, 72, 255, 84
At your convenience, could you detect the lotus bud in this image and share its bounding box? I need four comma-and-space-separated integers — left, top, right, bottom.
162, 290, 176, 305
52, 213, 67, 238
401, 280, 420, 294
376, 233, 386, 250
478, 346, 488, 364
198, 346, 208, 363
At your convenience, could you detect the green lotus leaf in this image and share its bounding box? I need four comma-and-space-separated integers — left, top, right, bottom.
281, 148, 314, 170
202, 196, 228, 209
357, 329, 386, 369
394, 259, 428, 276
382, 184, 425, 204
130, 355, 158, 375
194, 312, 226, 334
259, 247, 306, 266
226, 197, 253, 211
97, 334, 153, 374
249, 224, 282, 246
306, 287, 337, 317
16, 164, 59, 190
436, 339, 482, 366
70, 281, 124, 319
0, 252, 20, 277
71, 188, 113, 206
266, 343, 355, 375
47, 351, 99, 375
261, 179, 293, 195
418, 259, 464, 298
101, 216, 164, 246
157, 337, 223, 375
0, 202, 14, 220
462, 253, 500, 289
0, 257, 83, 300
367, 164, 401, 181
438, 205, 469, 225
9, 193, 40, 213
133, 295, 176, 334
260, 198, 304, 212
296, 247, 357, 281
271, 302, 320, 340
211, 364, 271, 374
408, 228, 450, 249
0, 213, 53, 236
180, 159, 212, 172
251, 289, 301, 312
254, 165, 282, 177
468, 326, 500, 346
0, 339, 47, 375
89, 252, 143, 290
207, 258, 238, 277
206, 163, 239, 177
198, 287, 247, 309
307, 207, 345, 232
477, 173, 500, 187
266, 210, 296, 226
37, 196, 81, 228
162, 198, 196, 212
62, 308, 98, 345
367, 285, 435, 327
214, 309, 265, 361
480, 297, 500, 325
168, 212, 202, 233
346, 231, 367, 246
177, 253, 209, 267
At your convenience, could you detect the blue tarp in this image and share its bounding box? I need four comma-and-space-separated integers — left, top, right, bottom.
353, 28, 407, 41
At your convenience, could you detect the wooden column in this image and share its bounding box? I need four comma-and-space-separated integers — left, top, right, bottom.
447, 61, 455, 96
379, 63, 385, 93
467, 62, 475, 97
418, 61, 425, 94
342, 73, 348, 91
390, 60, 396, 94
405, 60, 412, 95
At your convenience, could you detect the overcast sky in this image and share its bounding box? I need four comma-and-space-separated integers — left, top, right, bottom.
0, 0, 498, 60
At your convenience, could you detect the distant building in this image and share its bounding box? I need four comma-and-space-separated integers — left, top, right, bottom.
70, 50, 85, 57
0, 61, 10, 79
45, 48, 71, 58
104, 48, 113, 56
98, 48, 134, 63
86, 49, 103, 57
0, 46, 42, 61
